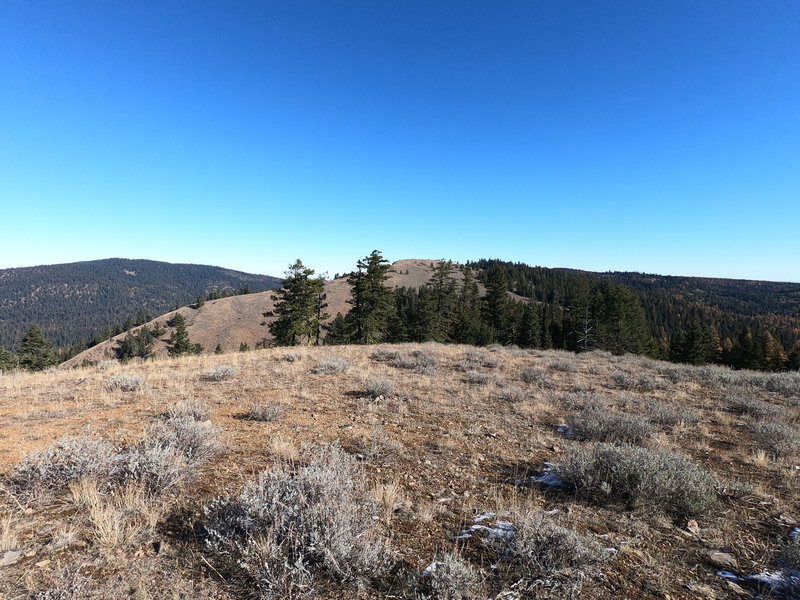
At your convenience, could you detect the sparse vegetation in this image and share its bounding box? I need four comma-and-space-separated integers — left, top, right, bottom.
245, 401, 285, 422
521, 366, 555, 388
364, 376, 394, 398
491, 511, 609, 598
566, 409, 653, 443
749, 421, 800, 458
421, 553, 483, 600
312, 356, 350, 374
555, 443, 718, 516
203, 446, 385, 598
2, 342, 799, 600
104, 373, 145, 392
202, 364, 236, 381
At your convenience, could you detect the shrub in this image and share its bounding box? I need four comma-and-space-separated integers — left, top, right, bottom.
611, 372, 661, 392
646, 400, 700, 426
463, 370, 490, 385
566, 410, 653, 443
464, 512, 607, 599
204, 446, 385, 598
548, 359, 578, 373
724, 392, 786, 419
498, 385, 528, 403
166, 398, 211, 421
105, 374, 145, 392
111, 444, 190, 494
364, 377, 394, 398
561, 392, 609, 412
246, 402, 285, 422
312, 356, 350, 374
422, 553, 482, 600
521, 367, 555, 389
370, 348, 399, 362
555, 443, 718, 517
96, 360, 117, 372
498, 512, 607, 598
203, 364, 236, 381
9, 437, 115, 494
141, 416, 220, 464
749, 421, 800, 458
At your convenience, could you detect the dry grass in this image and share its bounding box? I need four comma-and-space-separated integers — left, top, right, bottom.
1, 343, 799, 599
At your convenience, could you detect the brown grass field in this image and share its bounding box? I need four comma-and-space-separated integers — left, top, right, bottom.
2, 344, 800, 599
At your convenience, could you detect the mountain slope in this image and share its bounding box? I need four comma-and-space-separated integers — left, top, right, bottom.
0, 258, 281, 349
62, 259, 447, 366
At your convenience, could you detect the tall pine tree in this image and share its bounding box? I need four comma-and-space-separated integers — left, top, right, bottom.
267, 260, 327, 346
346, 250, 394, 344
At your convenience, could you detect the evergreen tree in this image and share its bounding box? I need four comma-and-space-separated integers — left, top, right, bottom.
422, 260, 458, 342
762, 331, 788, 371
452, 267, 482, 345
788, 340, 800, 371
516, 301, 542, 348
347, 250, 394, 344
267, 260, 327, 346
594, 282, 654, 356
323, 313, 351, 345
482, 268, 512, 343
167, 314, 196, 357
18, 325, 57, 371
0, 346, 17, 371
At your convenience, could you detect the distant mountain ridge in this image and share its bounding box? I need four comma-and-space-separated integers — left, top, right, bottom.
0, 258, 281, 349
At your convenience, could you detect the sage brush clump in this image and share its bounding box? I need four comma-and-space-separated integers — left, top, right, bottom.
105, 374, 145, 392
555, 443, 718, 517
566, 410, 653, 443
204, 446, 385, 598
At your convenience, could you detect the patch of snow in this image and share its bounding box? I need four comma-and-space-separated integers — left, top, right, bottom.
556, 424, 576, 439
717, 568, 800, 595
456, 514, 516, 542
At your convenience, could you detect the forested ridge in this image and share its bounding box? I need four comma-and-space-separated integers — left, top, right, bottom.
0, 258, 280, 350
466, 259, 800, 370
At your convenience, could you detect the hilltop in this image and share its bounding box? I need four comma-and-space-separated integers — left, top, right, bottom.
62, 259, 462, 367
0, 258, 281, 350
2, 343, 800, 598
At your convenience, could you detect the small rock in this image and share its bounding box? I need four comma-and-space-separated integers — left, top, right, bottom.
35, 559, 51, 568
687, 519, 701, 535
725, 581, 748, 596
0, 550, 23, 567
685, 582, 717, 598
45, 532, 77, 553
708, 552, 738, 570
775, 513, 799, 527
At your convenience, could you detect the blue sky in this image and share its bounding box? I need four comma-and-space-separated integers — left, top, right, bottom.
1, 1, 798, 281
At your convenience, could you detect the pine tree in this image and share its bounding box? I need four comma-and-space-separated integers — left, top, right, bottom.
0, 346, 17, 371
17, 325, 57, 371
452, 267, 482, 344
167, 313, 196, 356
268, 260, 327, 346
516, 301, 542, 348
762, 331, 788, 371
422, 260, 458, 342
347, 250, 394, 344
482, 268, 511, 343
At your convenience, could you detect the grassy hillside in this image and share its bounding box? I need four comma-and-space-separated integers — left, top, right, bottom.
2, 344, 800, 598
0, 258, 281, 350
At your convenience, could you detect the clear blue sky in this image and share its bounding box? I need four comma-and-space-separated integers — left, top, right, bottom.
1, 1, 798, 281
